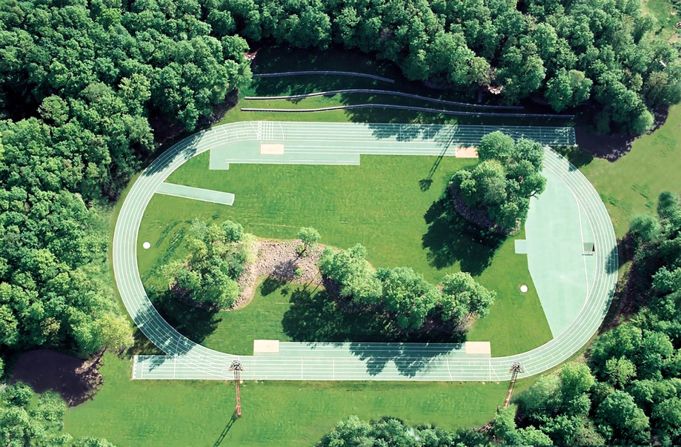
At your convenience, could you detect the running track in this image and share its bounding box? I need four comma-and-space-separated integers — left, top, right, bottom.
113, 121, 617, 381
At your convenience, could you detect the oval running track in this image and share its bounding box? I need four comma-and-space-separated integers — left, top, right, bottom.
114, 121, 617, 381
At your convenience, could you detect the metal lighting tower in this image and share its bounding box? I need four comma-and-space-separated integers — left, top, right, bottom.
229, 360, 243, 417
503, 362, 524, 408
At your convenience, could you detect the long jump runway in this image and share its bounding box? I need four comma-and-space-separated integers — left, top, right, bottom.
113, 121, 617, 382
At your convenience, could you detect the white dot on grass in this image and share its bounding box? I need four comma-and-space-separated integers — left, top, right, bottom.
143, 242, 151, 250
520, 284, 528, 293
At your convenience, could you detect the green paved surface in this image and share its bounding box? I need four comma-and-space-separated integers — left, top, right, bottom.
156, 182, 235, 205
525, 167, 596, 336
112, 121, 616, 381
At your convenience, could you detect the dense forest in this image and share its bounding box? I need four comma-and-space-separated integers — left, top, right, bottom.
316, 192, 681, 446
0, 0, 680, 445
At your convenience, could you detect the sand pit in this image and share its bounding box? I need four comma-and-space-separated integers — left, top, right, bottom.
260, 143, 285, 155
464, 341, 491, 355
254, 340, 280, 353
455, 146, 479, 158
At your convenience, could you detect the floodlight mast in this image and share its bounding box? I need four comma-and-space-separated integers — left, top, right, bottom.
503, 362, 524, 408
229, 360, 243, 417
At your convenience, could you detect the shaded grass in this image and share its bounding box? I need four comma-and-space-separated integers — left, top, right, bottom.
139, 154, 552, 355
202, 281, 292, 355
64, 353, 537, 447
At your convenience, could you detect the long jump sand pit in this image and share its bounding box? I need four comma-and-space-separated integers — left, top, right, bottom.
254, 339, 280, 353
455, 146, 479, 158
260, 143, 285, 155
464, 342, 491, 355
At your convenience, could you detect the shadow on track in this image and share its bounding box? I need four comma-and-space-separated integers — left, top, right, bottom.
281, 286, 466, 376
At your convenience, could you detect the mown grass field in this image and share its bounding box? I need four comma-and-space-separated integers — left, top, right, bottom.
64, 353, 535, 447
580, 105, 681, 237
138, 153, 552, 356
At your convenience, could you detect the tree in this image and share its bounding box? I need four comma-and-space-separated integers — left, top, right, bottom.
439, 272, 496, 319
604, 357, 637, 388
0, 384, 116, 447
559, 362, 595, 416
376, 267, 439, 332
629, 214, 661, 245
450, 132, 545, 232
596, 390, 650, 445
652, 397, 681, 444
518, 374, 562, 422
93, 313, 134, 357
297, 227, 320, 255
545, 69, 592, 112
162, 220, 248, 308
319, 244, 382, 303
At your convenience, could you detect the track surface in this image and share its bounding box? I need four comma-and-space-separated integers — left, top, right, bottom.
114, 121, 616, 381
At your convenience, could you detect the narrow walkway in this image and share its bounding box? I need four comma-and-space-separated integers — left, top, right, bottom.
253, 70, 395, 83
245, 89, 524, 111
156, 182, 235, 206
241, 103, 574, 120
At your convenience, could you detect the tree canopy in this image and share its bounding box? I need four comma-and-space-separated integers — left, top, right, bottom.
0, 383, 116, 447
162, 220, 250, 308
320, 245, 495, 336
449, 131, 546, 232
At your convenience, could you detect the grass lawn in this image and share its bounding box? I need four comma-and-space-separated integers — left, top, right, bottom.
139, 153, 552, 356
64, 353, 536, 447
203, 282, 291, 355
579, 105, 681, 237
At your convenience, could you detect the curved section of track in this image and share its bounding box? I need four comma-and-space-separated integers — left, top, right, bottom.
114, 121, 616, 381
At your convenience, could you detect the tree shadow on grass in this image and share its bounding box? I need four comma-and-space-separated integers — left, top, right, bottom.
281, 287, 465, 377
9, 350, 103, 407
422, 198, 505, 275
147, 289, 222, 346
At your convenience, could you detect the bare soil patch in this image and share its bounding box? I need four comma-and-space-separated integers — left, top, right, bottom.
9, 349, 102, 406
233, 239, 323, 309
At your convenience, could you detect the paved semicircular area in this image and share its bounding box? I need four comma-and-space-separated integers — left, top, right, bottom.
113, 121, 617, 382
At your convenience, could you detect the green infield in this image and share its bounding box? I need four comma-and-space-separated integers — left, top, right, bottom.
64, 353, 536, 447
138, 153, 552, 356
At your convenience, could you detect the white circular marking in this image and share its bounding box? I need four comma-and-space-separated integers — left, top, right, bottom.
520, 284, 528, 293
143, 242, 151, 250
